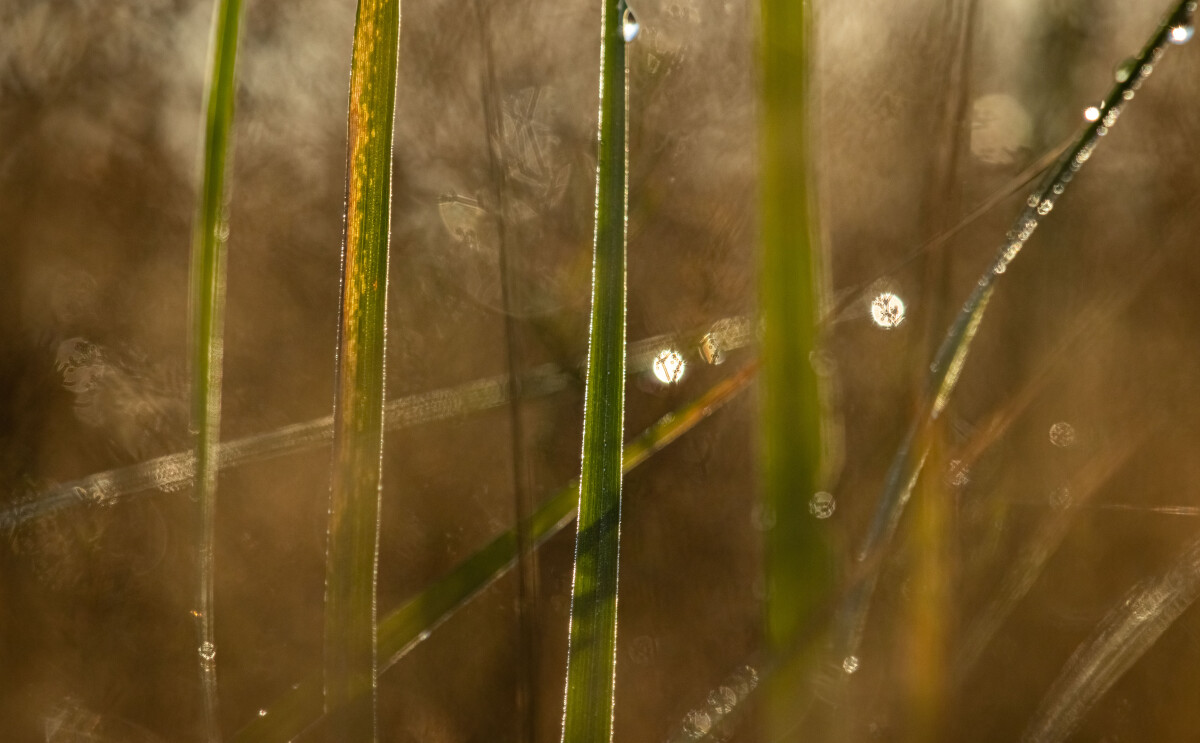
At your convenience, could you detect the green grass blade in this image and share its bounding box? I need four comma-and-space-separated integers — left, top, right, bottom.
189, 0, 244, 737
323, 0, 401, 739
231, 364, 757, 743
560, 1, 628, 741
758, 0, 834, 733
833, 0, 1198, 666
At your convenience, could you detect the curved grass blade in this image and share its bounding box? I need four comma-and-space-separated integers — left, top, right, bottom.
559, 0, 629, 740
6, 317, 755, 530
758, 0, 835, 733
232, 363, 758, 743
323, 0, 401, 738
189, 0, 244, 736
1020, 532, 1200, 743
832, 0, 1198, 666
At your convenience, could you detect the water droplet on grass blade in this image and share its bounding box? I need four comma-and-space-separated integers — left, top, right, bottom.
1083, 106, 1101, 122
843, 655, 860, 674
698, 333, 724, 365
809, 492, 836, 519
198, 642, 216, 665
1115, 57, 1138, 82
1168, 24, 1194, 44
870, 292, 905, 329
683, 709, 712, 738
1049, 421, 1076, 448
652, 348, 685, 384
621, 1, 640, 42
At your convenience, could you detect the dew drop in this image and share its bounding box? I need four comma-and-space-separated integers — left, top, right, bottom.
621, 2, 640, 42
1083, 106, 1101, 122
1050, 485, 1072, 510
683, 709, 712, 738
1026, 195, 1041, 208
198, 642, 216, 663
1038, 200, 1054, 215
1052, 183, 1065, 195
808, 491, 836, 519
257, 709, 268, 718
1168, 24, 1194, 44
698, 333, 724, 365
708, 686, 738, 714
869, 292, 905, 329
1114, 57, 1138, 83
1049, 421, 1076, 448
946, 459, 970, 487
842, 655, 860, 674
652, 348, 686, 384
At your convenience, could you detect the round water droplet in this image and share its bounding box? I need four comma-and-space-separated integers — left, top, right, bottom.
870, 292, 906, 329
199, 642, 216, 662
652, 348, 686, 384
842, 655, 860, 674
808, 492, 836, 519
708, 686, 738, 714
1049, 421, 1076, 448
1050, 485, 1072, 510
1114, 57, 1138, 83
946, 459, 970, 487
621, 2, 640, 42
1052, 183, 1065, 195
698, 333, 724, 365
1168, 24, 1194, 44
1038, 199, 1054, 215
257, 709, 268, 718
1083, 106, 1101, 122
683, 709, 712, 738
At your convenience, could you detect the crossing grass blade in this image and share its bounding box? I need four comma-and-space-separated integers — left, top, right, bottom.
758, 0, 835, 734
559, 1, 629, 741
322, 0, 401, 739
231, 364, 758, 743
188, 0, 244, 737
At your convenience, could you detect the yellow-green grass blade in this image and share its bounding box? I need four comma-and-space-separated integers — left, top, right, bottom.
189, 0, 244, 737
231, 363, 757, 743
758, 0, 835, 734
560, 1, 629, 741
323, 0, 401, 739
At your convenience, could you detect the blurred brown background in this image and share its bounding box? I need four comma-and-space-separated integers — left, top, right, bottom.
1, 0, 1199, 740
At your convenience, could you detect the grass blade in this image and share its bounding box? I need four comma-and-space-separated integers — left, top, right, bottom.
323, 0, 401, 738
7, 318, 755, 530
833, 0, 1198, 665
559, 0, 629, 740
231, 364, 758, 743
758, 0, 835, 732
1020, 532, 1200, 743
189, 0, 244, 737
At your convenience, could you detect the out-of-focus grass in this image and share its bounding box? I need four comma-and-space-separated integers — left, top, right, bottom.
188, 0, 243, 737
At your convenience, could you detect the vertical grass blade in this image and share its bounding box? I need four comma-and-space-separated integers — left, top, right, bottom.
560, 0, 628, 739
189, 0, 244, 738
323, 0, 401, 739
1020, 532, 1200, 743
758, 0, 834, 733
233, 364, 757, 743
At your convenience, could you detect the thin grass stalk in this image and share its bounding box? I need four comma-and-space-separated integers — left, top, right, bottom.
558, 0, 629, 739
9, 319, 755, 530
232, 363, 757, 743
832, 0, 1198, 666
1020, 530, 1200, 743
472, 2, 540, 737
322, 0, 401, 739
758, 0, 835, 735
189, 0, 244, 737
